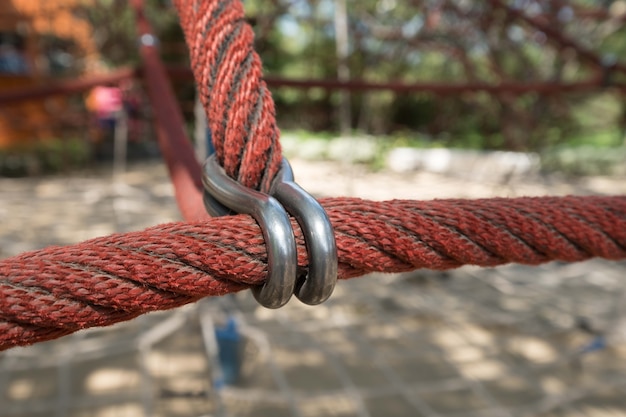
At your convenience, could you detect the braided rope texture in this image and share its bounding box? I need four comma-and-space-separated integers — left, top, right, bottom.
174, 0, 282, 192
1, 196, 624, 351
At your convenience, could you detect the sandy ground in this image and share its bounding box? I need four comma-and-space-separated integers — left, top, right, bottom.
1, 159, 625, 417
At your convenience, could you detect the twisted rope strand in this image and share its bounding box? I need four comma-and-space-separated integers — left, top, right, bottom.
2, 1, 624, 356
174, 0, 282, 192
1, 196, 624, 351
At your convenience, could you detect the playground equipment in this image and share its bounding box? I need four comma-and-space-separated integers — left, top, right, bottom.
0, 0, 623, 352
0, 0, 625, 415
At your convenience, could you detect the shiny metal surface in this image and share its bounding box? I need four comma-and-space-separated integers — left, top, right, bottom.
202, 155, 337, 307
271, 159, 338, 305
202, 155, 297, 308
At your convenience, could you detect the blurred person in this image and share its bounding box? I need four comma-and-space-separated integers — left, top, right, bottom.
86, 84, 123, 159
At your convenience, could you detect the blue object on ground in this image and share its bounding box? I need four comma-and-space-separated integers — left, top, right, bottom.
579, 335, 607, 355
214, 317, 242, 386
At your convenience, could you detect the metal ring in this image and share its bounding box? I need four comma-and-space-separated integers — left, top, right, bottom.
202, 155, 297, 308
270, 159, 338, 305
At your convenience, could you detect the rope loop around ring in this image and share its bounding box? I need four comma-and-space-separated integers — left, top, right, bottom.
202, 155, 338, 308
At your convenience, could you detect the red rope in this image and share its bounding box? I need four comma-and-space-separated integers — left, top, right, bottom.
1, 0, 625, 352
1, 196, 624, 351
174, 0, 282, 193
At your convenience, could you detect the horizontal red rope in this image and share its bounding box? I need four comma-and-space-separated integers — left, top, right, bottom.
0, 68, 137, 106
1, 195, 624, 351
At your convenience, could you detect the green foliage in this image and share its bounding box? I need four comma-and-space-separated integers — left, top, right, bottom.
283, 129, 335, 141
0, 139, 91, 177
541, 145, 626, 176
85, 0, 183, 68
35, 138, 92, 172
239, 1, 626, 153
81, 0, 626, 156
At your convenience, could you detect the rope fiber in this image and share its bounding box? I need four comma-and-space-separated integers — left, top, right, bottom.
0, 0, 625, 351
1, 196, 625, 351
174, 0, 282, 193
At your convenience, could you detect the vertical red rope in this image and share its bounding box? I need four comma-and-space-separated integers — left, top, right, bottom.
173, 0, 283, 192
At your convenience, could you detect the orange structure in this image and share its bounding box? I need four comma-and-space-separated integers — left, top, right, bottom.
0, 0, 98, 148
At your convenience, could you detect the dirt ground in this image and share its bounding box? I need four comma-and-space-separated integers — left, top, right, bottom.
1, 158, 625, 417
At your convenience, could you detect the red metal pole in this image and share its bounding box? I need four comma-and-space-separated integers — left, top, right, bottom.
130, 0, 208, 221
165, 65, 625, 95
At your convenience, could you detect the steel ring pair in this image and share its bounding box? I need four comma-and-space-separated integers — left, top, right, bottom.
202, 155, 338, 308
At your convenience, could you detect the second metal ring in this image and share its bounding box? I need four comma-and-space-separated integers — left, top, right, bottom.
202, 155, 337, 307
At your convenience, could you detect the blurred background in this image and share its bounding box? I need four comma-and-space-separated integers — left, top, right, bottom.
1, 0, 626, 416
0, 0, 625, 174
